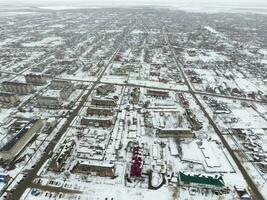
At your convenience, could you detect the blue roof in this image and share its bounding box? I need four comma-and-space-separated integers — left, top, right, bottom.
1, 119, 38, 152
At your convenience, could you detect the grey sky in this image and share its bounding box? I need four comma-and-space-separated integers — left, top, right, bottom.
0, 0, 267, 8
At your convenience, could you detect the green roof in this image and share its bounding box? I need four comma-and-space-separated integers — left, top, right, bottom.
179, 172, 225, 187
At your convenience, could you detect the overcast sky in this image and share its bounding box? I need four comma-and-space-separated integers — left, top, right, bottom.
0, 0, 267, 8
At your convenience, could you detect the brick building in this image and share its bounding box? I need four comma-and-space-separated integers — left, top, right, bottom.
2, 81, 34, 95
87, 107, 114, 116
24, 73, 47, 85
91, 97, 117, 107
73, 161, 115, 177
81, 117, 113, 127
0, 92, 19, 105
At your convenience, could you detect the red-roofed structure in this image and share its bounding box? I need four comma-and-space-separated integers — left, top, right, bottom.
130, 146, 143, 177
178, 93, 189, 108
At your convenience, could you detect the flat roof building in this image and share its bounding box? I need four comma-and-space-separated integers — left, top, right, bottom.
87, 107, 114, 116
178, 172, 225, 187
0, 92, 19, 105
158, 128, 194, 138
91, 97, 117, 107
81, 117, 113, 127
37, 96, 62, 108
72, 161, 115, 177
147, 89, 169, 97
2, 81, 34, 95
96, 84, 115, 96
24, 73, 47, 85
50, 80, 70, 89
60, 83, 74, 100
37, 89, 62, 108
0, 119, 44, 163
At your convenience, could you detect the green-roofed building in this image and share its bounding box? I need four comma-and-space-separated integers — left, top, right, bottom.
178, 172, 225, 187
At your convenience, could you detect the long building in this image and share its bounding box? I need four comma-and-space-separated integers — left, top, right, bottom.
178, 172, 225, 187
185, 109, 203, 131
24, 73, 47, 85
60, 83, 74, 100
37, 89, 62, 108
2, 81, 34, 95
178, 93, 189, 108
81, 117, 113, 127
87, 107, 114, 116
158, 128, 194, 138
72, 161, 115, 177
50, 80, 70, 89
0, 119, 44, 163
91, 97, 117, 107
0, 92, 19, 105
130, 146, 143, 177
147, 89, 169, 97
37, 96, 62, 108
96, 84, 115, 96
